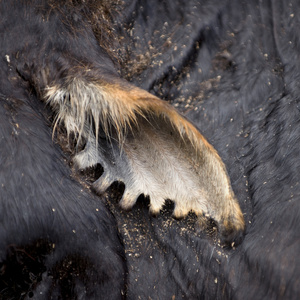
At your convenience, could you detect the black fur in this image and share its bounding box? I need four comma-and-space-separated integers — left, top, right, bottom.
1, 0, 300, 299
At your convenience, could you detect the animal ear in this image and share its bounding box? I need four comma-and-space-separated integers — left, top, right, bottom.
46, 77, 245, 245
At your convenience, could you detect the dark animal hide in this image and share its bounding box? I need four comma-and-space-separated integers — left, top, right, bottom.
0, 0, 300, 299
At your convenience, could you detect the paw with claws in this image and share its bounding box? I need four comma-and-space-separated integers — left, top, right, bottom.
47, 77, 245, 245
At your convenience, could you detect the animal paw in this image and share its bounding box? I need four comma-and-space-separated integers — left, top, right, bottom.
47, 77, 245, 244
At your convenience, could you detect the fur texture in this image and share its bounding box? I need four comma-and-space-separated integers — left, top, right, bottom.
45, 78, 244, 243
1, 0, 300, 299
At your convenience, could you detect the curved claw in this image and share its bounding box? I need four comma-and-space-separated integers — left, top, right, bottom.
148, 197, 166, 216
92, 172, 115, 194
119, 189, 140, 210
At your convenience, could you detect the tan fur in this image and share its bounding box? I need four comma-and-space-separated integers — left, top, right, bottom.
45, 77, 245, 242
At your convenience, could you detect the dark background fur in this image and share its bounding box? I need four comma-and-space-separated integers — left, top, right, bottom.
0, 0, 300, 299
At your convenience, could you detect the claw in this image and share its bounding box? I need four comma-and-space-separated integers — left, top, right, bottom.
73, 138, 99, 169
148, 196, 165, 216
119, 189, 140, 210
173, 205, 193, 220
92, 172, 115, 194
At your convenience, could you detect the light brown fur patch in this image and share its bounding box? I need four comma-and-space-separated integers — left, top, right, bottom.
45, 77, 245, 244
